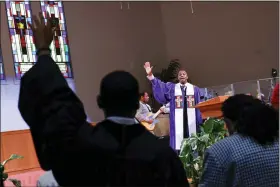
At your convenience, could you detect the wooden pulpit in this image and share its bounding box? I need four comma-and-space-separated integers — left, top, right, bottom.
194, 96, 230, 119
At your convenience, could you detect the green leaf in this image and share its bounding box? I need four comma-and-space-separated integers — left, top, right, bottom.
203, 118, 228, 135
9, 154, 23, 160
202, 118, 215, 133
198, 134, 209, 142
9, 178, 21, 187
193, 156, 202, 163
2, 154, 23, 166
199, 126, 205, 133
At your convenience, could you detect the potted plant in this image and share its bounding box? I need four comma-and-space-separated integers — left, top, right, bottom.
0, 154, 23, 187
179, 118, 228, 187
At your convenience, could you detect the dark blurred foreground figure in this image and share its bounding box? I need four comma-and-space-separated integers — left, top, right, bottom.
18, 12, 188, 186
200, 94, 279, 187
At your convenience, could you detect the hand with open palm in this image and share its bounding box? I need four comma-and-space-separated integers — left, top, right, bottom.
28, 12, 55, 50
144, 62, 153, 76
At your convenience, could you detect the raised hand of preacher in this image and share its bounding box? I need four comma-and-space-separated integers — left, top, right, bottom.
28, 12, 54, 49
144, 62, 153, 76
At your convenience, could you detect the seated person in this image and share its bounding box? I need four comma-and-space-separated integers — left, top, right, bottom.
135, 92, 154, 123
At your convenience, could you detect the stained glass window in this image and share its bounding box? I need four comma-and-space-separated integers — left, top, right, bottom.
40, 0, 73, 78
5, 0, 36, 79
0, 49, 5, 80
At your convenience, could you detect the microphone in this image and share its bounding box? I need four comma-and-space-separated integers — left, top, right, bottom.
215, 91, 219, 97
271, 68, 278, 78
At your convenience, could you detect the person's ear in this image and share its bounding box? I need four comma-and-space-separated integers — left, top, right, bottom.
97, 95, 104, 109
224, 118, 235, 135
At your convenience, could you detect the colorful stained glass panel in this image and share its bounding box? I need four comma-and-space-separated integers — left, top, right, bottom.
40, 1, 73, 78
0, 49, 5, 80
5, 0, 36, 79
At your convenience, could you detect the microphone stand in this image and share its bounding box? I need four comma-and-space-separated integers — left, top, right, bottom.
215, 91, 219, 97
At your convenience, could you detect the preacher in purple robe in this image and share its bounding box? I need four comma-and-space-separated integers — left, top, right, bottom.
144, 62, 203, 151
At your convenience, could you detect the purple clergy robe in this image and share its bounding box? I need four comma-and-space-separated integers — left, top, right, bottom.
150, 77, 203, 150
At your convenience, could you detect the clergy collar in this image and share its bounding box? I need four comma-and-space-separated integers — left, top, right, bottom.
180, 82, 189, 86
180, 83, 188, 87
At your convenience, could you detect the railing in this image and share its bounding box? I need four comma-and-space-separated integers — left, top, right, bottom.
200, 77, 279, 104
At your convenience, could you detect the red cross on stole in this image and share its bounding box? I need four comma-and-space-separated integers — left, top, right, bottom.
175, 96, 183, 108
186, 95, 195, 107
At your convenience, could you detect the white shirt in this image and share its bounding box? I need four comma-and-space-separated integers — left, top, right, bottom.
135, 101, 152, 121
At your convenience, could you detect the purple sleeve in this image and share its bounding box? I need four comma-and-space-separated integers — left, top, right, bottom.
150, 78, 173, 105
194, 86, 203, 125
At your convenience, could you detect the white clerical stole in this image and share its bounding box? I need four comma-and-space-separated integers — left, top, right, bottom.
174, 83, 196, 150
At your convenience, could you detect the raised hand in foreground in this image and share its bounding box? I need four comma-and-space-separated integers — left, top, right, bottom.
28, 12, 55, 50
144, 62, 153, 76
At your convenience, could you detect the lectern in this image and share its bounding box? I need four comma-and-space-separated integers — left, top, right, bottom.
194, 96, 230, 119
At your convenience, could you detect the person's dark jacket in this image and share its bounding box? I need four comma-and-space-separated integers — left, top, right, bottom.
18, 55, 189, 186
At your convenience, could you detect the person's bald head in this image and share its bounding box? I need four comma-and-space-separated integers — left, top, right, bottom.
97, 71, 139, 117
177, 69, 188, 84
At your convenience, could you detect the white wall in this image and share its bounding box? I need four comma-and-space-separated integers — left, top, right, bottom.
0, 78, 76, 132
